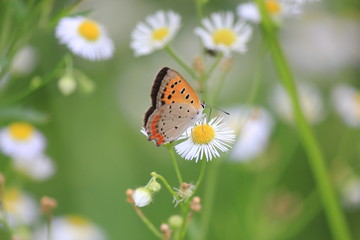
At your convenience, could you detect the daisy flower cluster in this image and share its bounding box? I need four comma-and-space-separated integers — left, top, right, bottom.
130, 10, 253, 57
0, 122, 55, 181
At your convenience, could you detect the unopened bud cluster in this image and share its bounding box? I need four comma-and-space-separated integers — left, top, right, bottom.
132, 177, 161, 207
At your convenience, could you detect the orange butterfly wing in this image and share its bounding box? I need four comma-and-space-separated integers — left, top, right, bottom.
144, 67, 203, 146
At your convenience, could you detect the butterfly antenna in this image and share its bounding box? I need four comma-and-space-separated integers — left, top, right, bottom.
204, 103, 230, 115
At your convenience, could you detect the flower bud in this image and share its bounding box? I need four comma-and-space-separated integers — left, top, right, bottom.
147, 178, 161, 193
133, 188, 152, 207
168, 215, 183, 229
41, 196, 58, 214
58, 74, 77, 96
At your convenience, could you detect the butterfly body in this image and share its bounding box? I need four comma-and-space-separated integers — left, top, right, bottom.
144, 67, 204, 146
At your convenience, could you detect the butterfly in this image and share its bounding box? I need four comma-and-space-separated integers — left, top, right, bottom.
144, 67, 204, 146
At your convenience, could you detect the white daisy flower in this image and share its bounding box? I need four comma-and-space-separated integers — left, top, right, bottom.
13, 154, 56, 181
237, 0, 301, 24
3, 188, 39, 228
332, 84, 360, 128
269, 83, 325, 125
56, 16, 114, 61
33, 215, 106, 240
175, 117, 235, 162
194, 12, 253, 56
130, 10, 181, 57
0, 122, 46, 159
227, 106, 274, 162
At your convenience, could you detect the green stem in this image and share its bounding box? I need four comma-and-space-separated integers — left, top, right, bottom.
0, 56, 66, 107
179, 159, 207, 240
134, 206, 163, 239
192, 158, 207, 197
246, 40, 268, 105
165, 45, 196, 79
194, 0, 204, 22
255, 1, 352, 240
199, 53, 223, 103
46, 214, 52, 240
151, 172, 184, 209
167, 145, 183, 185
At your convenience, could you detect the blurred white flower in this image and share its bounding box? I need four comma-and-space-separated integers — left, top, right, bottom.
227, 106, 274, 162
133, 187, 152, 207
194, 12, 253, 56
10, 45, 38, 76
269, 83, 325, 125
0, 122, 46, 159
175, 117, 235, 162
13, 154, 56, 181
332, 84, 360, 128
130, 10, 181, 57
282, 15, 360, 76
33, 215, 106, 240
340, 178, 360, 209
56, 16, 114, 61
3, 188, 38, 228
237, 0, 301, 24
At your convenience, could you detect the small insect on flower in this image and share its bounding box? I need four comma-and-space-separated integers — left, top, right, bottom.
55, 16, 114, 61
175, 117, 235, 162
130, 10, 181, 56
0, 122, 46, 159
194, 11, 253, 56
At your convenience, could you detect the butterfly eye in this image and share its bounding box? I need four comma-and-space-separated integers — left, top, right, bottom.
201, 103, 205, 109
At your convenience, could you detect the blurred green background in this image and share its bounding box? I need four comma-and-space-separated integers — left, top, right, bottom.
1, 0, 360, 239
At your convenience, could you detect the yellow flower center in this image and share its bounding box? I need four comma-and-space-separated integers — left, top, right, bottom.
152, 27, 169, 41
191, 124, 215, 144
67, 215, 90, 226
78, 20, 100, 41
4, 189, 21, 213
212, 29, 237, 46
9, 122, 34, 140
266, 0, 282, 14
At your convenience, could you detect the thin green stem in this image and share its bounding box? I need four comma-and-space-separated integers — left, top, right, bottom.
46, 214, 52, 240
133, 206, 163, 239
151, 172, 184, 209
246, 40, 268, 105
192, 158, 207, 197
255, 1, 352, 240
195, 0, 204, 22
198, 53, 223, 103
210, 68, 228, 105
167, 145, 183, 185
165, 45, 196, 79
0, 56, 66, 107
179, 159, 207, 240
